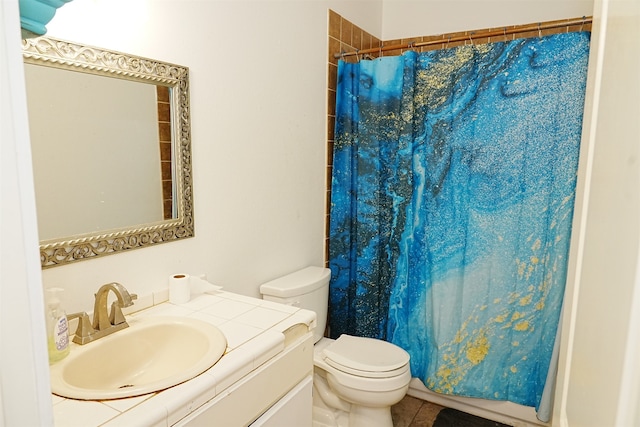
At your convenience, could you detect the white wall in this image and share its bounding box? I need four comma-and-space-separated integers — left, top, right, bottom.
39, 0, 382, 314
381, 0, 594, 39
555, 0, 640, 425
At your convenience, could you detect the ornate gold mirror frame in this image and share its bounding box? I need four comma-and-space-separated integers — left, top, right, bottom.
22, 37, 194, 268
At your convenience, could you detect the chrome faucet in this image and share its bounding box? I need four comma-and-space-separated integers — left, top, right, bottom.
68, 282, 137, 345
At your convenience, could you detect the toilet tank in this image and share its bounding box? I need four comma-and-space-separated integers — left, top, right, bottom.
260, 266, 330, 343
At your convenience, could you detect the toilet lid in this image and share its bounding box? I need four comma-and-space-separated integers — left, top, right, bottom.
322, 334, 410, 377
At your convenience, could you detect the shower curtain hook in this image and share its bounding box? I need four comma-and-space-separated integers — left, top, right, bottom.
379, 44, 383, 58
503, 27, 508, 42
446, 36, 451, 49
538, 23, 542, 38
580, 16, 586, 31
355, 49, 360, 62
468, 32, 475, 46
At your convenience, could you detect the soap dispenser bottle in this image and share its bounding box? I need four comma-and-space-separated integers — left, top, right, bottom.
46, 288, 70, 363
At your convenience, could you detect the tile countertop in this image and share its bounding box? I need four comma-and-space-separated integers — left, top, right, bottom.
51, 289, 317, 427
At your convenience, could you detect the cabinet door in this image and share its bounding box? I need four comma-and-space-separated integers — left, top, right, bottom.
251, 376, 312, 427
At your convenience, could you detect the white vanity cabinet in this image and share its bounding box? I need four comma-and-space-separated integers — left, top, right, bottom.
176, 332, 313, 426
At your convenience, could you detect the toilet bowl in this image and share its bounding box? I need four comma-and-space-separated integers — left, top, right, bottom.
260, 267, 411, 427
313, 335, 411, 427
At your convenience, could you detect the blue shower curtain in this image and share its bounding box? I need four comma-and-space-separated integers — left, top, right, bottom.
328, 32, 590, 415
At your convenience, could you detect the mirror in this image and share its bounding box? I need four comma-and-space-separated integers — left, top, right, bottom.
22, 37, 194, 268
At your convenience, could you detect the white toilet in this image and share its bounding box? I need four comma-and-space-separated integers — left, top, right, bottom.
260, 266, 411, 427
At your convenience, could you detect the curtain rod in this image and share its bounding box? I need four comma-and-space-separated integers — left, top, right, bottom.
334, 16, 592, 59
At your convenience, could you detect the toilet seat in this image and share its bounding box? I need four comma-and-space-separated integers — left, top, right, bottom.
322, 335, 410, 379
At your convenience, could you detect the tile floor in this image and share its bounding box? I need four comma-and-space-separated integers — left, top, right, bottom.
391, 395, 446, 427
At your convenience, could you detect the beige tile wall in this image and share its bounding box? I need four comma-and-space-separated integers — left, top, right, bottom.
157, 85, 173, 220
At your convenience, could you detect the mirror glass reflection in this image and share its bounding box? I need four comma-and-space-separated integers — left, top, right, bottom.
25, 64, 172, 241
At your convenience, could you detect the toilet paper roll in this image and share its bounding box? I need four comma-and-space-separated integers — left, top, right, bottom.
169, 274, 191, 304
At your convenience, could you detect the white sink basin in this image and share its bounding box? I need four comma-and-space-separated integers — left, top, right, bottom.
50, 316, 227, 400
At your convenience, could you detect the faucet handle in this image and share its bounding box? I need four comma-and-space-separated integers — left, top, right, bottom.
108, 294, 137, 325
108, 302, 126, 325
67, 312, 95, 345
